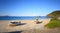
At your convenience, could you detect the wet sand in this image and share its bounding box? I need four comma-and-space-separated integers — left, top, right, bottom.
0, 19, 60, 33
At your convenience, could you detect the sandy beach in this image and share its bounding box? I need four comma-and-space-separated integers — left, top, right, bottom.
0, 19, 50, 32
0, 19, 60, 33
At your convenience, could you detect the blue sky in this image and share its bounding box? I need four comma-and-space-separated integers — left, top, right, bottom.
0, 0, 60, 16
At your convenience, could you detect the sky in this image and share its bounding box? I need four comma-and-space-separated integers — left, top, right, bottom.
0, 0, 60, 16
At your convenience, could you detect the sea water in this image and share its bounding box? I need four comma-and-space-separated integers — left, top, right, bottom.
0, 16, 50, 20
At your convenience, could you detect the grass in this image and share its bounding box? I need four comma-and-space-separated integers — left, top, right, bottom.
45, 18, 60, 28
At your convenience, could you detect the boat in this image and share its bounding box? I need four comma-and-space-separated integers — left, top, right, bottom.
10, 21, 21, 25
35, 19, 42, 24
9, 21, 21, 26
9, 21, 26, 26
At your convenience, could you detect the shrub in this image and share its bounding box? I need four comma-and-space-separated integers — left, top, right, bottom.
45, 18, 60, 28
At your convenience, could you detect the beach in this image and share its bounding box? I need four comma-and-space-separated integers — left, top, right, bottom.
0, 18, 60, 33
0, 19, 50, 32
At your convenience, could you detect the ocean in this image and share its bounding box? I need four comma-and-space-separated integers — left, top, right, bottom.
0, 16, 50, 20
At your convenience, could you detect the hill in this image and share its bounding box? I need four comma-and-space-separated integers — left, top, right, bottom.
47, 10, 60, 18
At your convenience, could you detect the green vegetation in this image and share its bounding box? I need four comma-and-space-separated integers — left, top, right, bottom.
45, 18, 60, 28
46, 10, 60, 28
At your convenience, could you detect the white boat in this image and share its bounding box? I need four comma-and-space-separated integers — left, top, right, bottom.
9, 21, 26, 26
35, 19, 42, 24
10, 21, 21, 25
